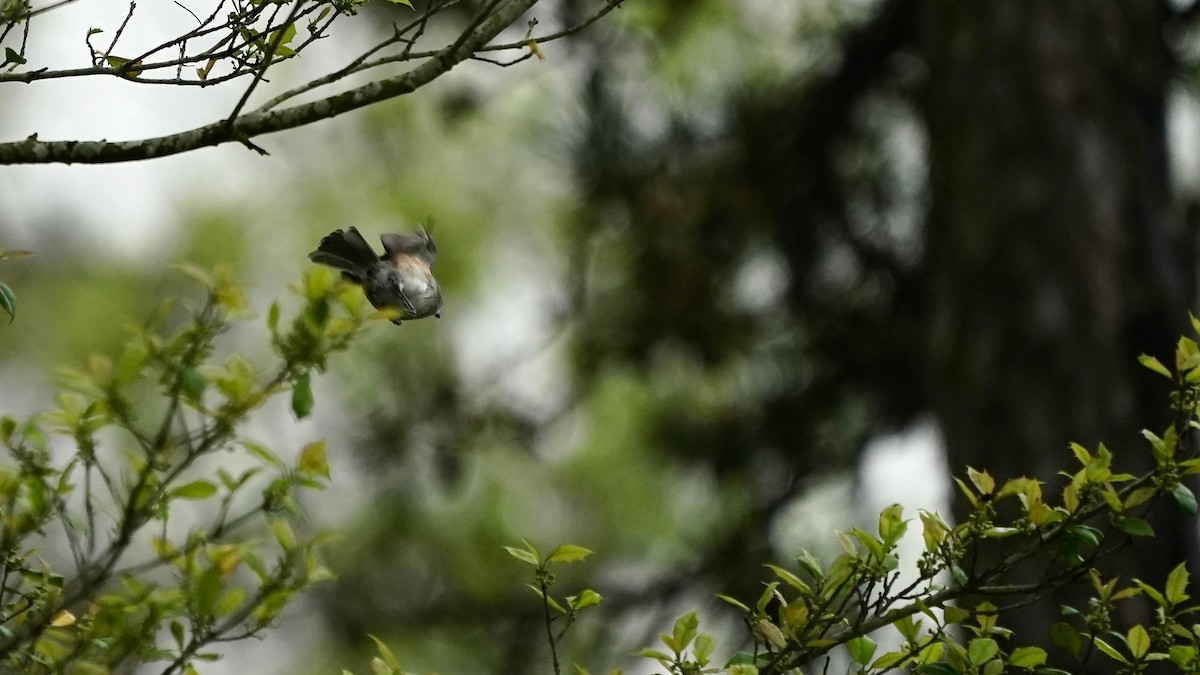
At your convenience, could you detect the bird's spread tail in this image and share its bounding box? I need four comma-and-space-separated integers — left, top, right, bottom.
308, 227, 379, 282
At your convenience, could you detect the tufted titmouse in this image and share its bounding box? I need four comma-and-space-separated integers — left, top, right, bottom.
308, 226, 442, 325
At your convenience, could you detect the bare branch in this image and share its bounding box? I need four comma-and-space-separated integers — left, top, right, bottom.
0, 0, 544, 164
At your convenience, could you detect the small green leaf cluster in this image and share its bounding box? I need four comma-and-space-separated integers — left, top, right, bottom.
506, 540, 602, 675
0, 265, 369, 673
637, 610, 720, 675
688, 443, 1195, 673
70, 0, 383, 84
492, 320, 1200, 675
353, 541, 605, 675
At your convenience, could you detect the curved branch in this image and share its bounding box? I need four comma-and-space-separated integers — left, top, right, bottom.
256, 0, 621, 112
0, 0, 541, 164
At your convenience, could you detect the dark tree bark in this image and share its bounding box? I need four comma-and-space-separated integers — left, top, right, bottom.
918, 0, 1197, 657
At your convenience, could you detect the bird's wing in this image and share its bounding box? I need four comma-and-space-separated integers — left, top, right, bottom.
381, 227, 437, 267
393, 275, 417, 316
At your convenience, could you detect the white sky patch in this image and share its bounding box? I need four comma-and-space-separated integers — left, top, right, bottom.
452, 230, 569, 423
0, 0, 383, 258
1169, 86, 1200, 197
857, 420, 951, 650
731, 246, 790, 312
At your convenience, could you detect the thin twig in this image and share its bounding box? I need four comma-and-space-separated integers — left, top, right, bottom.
255, 0, 458, 112
103, 1, 137, 62
12, 0, 80, 20
258, 0, 617, 110
479, 0, 621, 53
225, 0, 306, 128
174, 0, 199, 24
539, 571, 561, 675
0, 0, 542, 163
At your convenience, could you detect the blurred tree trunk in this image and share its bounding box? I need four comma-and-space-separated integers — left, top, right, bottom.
918, 0, 1197, 657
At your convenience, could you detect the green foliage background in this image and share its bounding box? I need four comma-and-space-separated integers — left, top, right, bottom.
3, 0, 1200, 673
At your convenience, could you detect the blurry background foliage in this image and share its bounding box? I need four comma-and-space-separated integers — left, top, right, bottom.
4, 0, 1200, 672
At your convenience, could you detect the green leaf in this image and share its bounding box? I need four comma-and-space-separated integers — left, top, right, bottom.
170, 620, 186, 649
1166, 562, 1190, 606
1124, 487, 1157, 510
765, 564, 811, 594
877, 503, 907, 545
1170, 645, 1198, 668
0, 281, 14, 322
181, 367, 206, 403
919, 510, 948, 552
1127, 624, 1150, 659
967, 638, 999, 666
953, 477, 980, 509
672, 611, 699, 651
0, 415, 15, 443
967, 466, 995, 495
950, 563, 968, 585
847, 636, 877, 665
382, 0, 413, 6
1049, 622, 1081, 657
369, 657, 393, 675
568, 589, 602, 610
270, 518, 297, 550
693, 633, 715, 665
755, 618, 786, 649
893, 614, 919, 642
267, 22, 298, 57
3, 47, 25, 67
635, 648, 671, 663
244, 440, 286, 469
547, 543, 594, 564
116, 341, 149, 384
368, 634, 400, 670
850, 527, 885, 559
297, 440, 329, 478
217, 587, 247, 615
1008, 646, 1046, 668
795, 548, 822, 578
176, 261, 215, 288
943, 605, 970, 625
1093, 637, 1129, 664
717, 594, 750, 613
1115, 516, 1155, 538
1134, 579, 1167, 607
170, 480, 218, 500
1068, 525, 1101, 546
195, 566, 222, 619
756, 581, 780, 613
1138, 353, 1173, 378
504, 546, 539, 566
1173, 483, 1198, 515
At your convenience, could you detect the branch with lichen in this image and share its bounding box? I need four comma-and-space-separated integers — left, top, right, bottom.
0, 0, 624, 165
